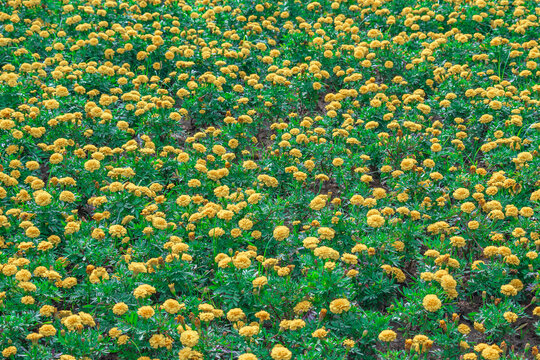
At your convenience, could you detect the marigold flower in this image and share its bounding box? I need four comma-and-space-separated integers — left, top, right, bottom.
112, 303, 128, 316
273, 226, 290, 241
343, 339, 355, 347
503, 312, 518, 323
367, 214, 385, 228
400, 158, 417, 171
239, 325, 259, 337
252, 276, 268, 288
227, 308, 246, 322
481, 346, 500, 360
62, 315, 82, 331
270, 345, 292, 360
137, 306, 155, 319
59, 191, 75, 202
238, 354, 258, 360
38, 324, 57, 337
180, 330, 199, 347
233, 255, 251, 269
84, 159, 100, 172
453, 188, 470, 200
312, 327, 328, 338
457, 324, 470, 335
2, 347, 16, 357
500, 284, 517, 296
255, 310, 271, 321
25, 226, 40, 238
309, 195, 326, 210
329, 298, 351, 314
422, 294, 442, 312
378, 329, 397, 342
162, 299, 183, 314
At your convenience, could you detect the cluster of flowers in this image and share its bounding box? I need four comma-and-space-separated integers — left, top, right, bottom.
0, 0, 539, 358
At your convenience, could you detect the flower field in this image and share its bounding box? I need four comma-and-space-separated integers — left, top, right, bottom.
0, 0, 540, 358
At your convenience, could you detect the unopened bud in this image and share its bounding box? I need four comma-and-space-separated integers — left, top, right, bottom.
318, 308, 327, 322
439, 320, 447, 332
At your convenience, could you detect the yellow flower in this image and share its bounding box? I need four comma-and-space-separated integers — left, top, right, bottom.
332, 158, 344, 166
133, 284, 156, 299
317, 227, 335, 240
303, 237, 319, 249
84, 159, 100, 172
400, 158, 417, 171
109, 224, 127, 238
343, 339, 355, 347
500, 284, 517, 296
49, 153, 64, 164
273, 226, 290, 241
329, 298, 351, 314
38, 324, 57, 337
453, 188, 470, 200
312, 327, 328, 338
34, 190, 52, 206
503, 312, 517, 323
39, 305, 56, 317
59, 356, 76, 360
422, 294, 442, 312
208, 227, 225, 237
233, 255, 251, 269
26, 333, 43, 343
25, 226, 40, 238
474, 322, 485, 333
314, 246, 339, 260
239, 354, 258, 360
1, 347, 16, 357
481, 346, 501, 360
137, 306, 155, 319
270, 345, 292, 360
59, 191, 75, 203
350, 195, 364, 205
113, 302, 128, 315
200, 312, 215, 322
411, 334, 432, 353
161, 299, 183, 314
252, 276, 268, 288
456, 324, 470, 335
239, 325, 259, 337
227, 308, 246, 322
62, 315, 82, 331
180, 330, 199, 347
309, 195, 326, 210
378, 329, 397, 342
367, 214, 385, 228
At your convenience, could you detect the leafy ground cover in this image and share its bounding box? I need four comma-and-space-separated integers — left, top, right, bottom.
0, 0, 540, 359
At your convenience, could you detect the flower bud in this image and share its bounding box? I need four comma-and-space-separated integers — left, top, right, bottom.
318, 309, 327, 322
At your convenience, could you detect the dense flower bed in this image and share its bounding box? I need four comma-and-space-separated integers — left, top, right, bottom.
0, 0, 539, 359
